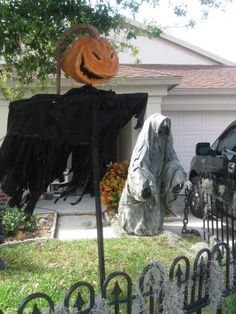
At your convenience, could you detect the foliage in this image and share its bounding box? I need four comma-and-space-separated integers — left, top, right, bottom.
0, 0, 125, 100
223, 292, 236, 313
100, 161, 129, 209
0, 72, 25, 101
0, 0, 231, 100
0, 236, 200, 312
115, 0, 230, 16
2, 207, 37, 236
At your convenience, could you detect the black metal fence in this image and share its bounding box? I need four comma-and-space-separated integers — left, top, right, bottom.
1, 176, 236, 313
200, 174, 236, 251
0, 241, 234, 313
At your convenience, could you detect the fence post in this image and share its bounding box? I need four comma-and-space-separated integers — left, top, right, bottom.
0, 198, 6, 270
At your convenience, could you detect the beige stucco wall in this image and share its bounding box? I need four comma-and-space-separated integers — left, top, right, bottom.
162, 91, 236, 110
0, 96, 8, 142
110, 80, 177, 160
117, 35, 220, 65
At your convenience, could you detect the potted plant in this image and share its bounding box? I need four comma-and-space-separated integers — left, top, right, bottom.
100, 161, 129, 219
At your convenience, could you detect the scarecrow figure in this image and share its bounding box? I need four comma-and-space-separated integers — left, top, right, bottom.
0, 24, 147, 217
118, 113, 186, 235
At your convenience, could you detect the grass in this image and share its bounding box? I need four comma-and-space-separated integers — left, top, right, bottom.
222, 293, 236, 313
0, 235, 201, 313
1, 235, 236, 314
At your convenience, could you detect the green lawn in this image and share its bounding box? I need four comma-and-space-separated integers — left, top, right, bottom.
0, 235, 234, 313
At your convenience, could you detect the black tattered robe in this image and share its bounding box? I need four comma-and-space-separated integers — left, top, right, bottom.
0, 85, 147, 216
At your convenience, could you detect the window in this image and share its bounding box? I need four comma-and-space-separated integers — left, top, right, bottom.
211, 139, 219, 151
217, 127, 236, 154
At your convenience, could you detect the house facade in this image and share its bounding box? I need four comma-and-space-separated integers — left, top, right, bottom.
0, 27, 236, 176
116, 29, 236, 174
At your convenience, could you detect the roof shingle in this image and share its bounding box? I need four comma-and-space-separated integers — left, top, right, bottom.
125, 64, 236, 89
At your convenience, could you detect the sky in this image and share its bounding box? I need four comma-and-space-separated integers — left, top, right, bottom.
119, 0, 236, 64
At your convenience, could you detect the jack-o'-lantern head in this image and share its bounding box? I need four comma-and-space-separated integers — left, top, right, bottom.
60, 24, 119, 85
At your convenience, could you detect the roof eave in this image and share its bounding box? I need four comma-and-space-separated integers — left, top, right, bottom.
113, 75, 182, 87
169, 88, 236, 95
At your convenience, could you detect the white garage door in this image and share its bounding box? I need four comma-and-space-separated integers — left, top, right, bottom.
162, 111, 236, 175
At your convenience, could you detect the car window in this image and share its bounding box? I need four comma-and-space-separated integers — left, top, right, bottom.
211, 139, 219, 151
217, 128, 236, 154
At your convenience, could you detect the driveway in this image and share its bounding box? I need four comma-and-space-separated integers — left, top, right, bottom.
35, 194, 204, 240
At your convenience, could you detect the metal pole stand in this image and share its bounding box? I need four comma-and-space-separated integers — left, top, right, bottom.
91, 103, 105, 290
182, 183, 200, 237
0, 204, 5, 270
55, 26, 106, 290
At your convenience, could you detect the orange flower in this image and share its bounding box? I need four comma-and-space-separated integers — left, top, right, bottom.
100, 161, 129, 209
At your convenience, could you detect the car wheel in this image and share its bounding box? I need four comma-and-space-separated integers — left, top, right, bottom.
189, 176, 204, 218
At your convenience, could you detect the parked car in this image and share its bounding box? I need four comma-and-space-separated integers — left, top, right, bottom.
189, 120, 236, 218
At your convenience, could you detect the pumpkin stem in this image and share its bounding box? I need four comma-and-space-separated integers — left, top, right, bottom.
56, 23, 100, 57
56, 24, 100, 94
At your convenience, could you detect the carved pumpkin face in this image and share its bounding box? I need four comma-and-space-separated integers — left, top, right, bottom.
60, 35, 119, 85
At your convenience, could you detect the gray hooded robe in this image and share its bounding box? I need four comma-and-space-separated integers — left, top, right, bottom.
118, 113, 186, 235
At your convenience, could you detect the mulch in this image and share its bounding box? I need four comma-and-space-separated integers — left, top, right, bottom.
4, 213, 55, 243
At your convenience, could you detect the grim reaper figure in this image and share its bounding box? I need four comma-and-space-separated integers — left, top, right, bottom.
118, 113, 186, 235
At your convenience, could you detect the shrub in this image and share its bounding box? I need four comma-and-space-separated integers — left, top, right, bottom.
100, 161, 129, 216
2, 207, 37, 236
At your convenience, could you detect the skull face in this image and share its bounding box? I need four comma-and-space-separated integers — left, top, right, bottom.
60, 36, 119, 85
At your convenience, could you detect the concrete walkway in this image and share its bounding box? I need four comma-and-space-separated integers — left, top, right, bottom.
35, 194, 204, 240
